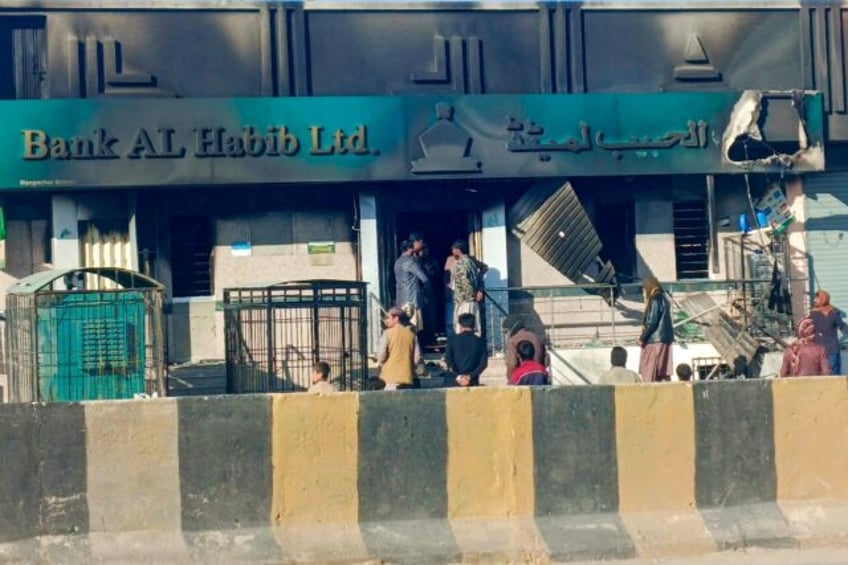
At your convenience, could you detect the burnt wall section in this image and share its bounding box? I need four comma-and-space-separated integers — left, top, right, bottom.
7, 5, 848, 147
581, 10, 802, 94
0, 5, 815, 104
303, 9, 542, 96
43, 10, 267, 98
801, 6, 848, 139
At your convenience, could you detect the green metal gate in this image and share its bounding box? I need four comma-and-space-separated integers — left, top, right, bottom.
6, 268, 165, 403
36, 291, 146, 401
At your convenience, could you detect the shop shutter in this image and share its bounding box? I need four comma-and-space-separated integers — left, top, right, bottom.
804, 172, 848, 309
81, 222, 132, 290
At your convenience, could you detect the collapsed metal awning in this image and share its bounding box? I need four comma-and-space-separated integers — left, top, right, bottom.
509, 181, 617, 302
679, 293, 763, 377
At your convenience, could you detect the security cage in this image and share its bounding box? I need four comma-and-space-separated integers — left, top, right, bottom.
5, 268, 166, 403
224, 280, 368, 393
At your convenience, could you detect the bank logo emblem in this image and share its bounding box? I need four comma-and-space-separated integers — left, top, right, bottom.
411, 103, 482, 174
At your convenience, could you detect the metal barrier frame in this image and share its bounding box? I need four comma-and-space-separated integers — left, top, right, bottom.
225, 280, 368, 393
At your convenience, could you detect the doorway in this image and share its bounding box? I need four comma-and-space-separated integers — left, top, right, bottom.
393, 209, 470, 350
595, 201, 636, 282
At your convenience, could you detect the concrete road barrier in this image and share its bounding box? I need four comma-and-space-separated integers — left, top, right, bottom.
0, 378, 846, 563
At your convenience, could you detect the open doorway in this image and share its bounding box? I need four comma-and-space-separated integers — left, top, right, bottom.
595, 201, 636, 282
394, 209, 470, 351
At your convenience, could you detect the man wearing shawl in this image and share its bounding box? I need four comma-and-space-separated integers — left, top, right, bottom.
780, 316, 831, 377
809, 290, 847, 374
638, 276, 674, 383
451, 240, 483, 337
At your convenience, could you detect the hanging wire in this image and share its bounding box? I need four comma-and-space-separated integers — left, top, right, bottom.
741, 139, 770, 254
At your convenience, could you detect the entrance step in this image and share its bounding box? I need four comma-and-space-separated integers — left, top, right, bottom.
168, 355, 510, 396
479, 356, 508, 387
168, 362, 227, 396
418, 353, 509, 388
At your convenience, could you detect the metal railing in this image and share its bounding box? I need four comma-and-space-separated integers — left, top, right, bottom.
367, 292, 389, 358
482, 279, 798, 356
366, 278, 798, 385
482, 284, 622, 354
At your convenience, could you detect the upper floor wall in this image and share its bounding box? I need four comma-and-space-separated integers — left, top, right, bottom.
0, 2, 847, 139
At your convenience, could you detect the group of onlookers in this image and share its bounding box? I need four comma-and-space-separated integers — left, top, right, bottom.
375, 306, 551, 389
393, 231, 488, 343
779, 290, 846, 377
309, 258, 845, 392
602, 281, 846, 383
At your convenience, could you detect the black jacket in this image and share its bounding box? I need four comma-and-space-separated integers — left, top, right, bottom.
640, 291, 674, 344
444, 331, 488, 386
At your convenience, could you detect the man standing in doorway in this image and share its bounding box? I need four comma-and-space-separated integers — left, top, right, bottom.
444, 247, 488, 339
450, 240, 483, 337
408, 232, 426, 255
394, 239, 430, 333
415, 239, 441, 346
638, 276, 674, 383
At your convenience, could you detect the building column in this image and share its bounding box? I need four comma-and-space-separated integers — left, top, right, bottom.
51, 195, 80, 269
482, 197, 509, 346
358, 190, 381, 354
634, 199, 677, 281
127, 190, 139, 271
785, 176, 808, 324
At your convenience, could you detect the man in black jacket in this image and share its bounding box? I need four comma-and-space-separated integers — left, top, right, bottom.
444, 313, 488, 387
638, 276, 674, 383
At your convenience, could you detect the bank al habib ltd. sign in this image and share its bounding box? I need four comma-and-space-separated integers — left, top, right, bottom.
21, 125, 373, 161
0, 92, 824, 189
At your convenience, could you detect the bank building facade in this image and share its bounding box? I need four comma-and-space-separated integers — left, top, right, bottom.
0, 1, 844, 383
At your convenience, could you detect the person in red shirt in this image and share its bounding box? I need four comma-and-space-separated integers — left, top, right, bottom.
780, 317, 831, 377
509, 340, 550, 386
504, 319, 547, 378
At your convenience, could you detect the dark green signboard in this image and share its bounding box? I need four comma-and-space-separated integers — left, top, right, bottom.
0, 92, 824, 190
